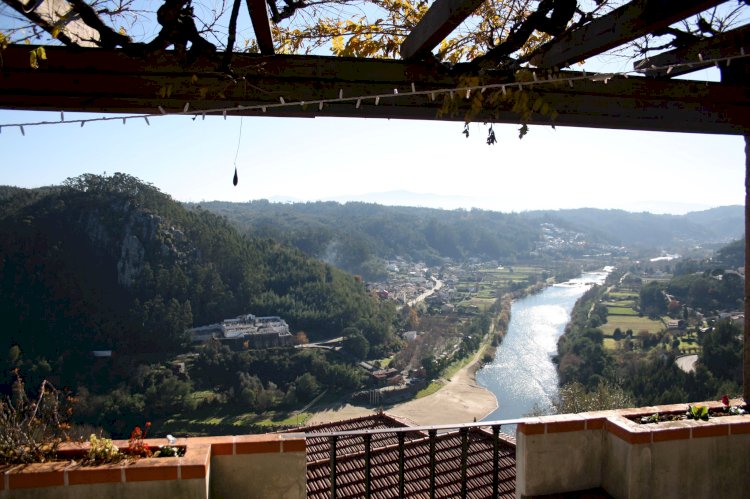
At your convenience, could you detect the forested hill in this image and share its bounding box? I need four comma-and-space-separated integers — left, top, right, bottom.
530, 206, 744, 249
194, 201, 743, 277
0, 174, 392, 365
195, 200, 541, 278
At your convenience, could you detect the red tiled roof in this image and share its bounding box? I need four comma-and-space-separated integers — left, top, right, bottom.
290, 414, 516, 499
283, 413, 425, 463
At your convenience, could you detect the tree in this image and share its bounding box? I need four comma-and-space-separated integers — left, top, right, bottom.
700, 320, 742, 385
421, 355, 440, 381
639, 281, 667, 318
343, 330, 369, 361
294, 331, 309, 345
293, 373, 320, 402
552, 381, 635, 415
12, 0, 729, 76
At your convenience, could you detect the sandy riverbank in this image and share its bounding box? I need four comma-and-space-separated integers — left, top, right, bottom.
306, 350, 498, 426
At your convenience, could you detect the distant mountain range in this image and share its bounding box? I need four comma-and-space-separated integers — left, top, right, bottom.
192, 199, 743, 277
529, 206, 744, 249
266, 190, 719, 215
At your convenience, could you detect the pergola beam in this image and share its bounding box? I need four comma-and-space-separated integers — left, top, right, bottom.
530, 0, 727, 69
633, 23, 750, 78
0, 45, 748, 135
400, 0, 485, 60
245, 0, 275, 55
1, 0, 100, 47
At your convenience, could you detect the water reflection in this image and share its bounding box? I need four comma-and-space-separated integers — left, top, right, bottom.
477, 271, 609, 432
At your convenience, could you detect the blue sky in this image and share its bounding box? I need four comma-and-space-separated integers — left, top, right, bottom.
1, 107, 744, 214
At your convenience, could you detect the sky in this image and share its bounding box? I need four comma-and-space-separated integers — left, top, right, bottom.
1, 104, 744, 215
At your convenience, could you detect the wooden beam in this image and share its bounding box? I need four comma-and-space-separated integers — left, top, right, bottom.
744, 130, 750, 407
530, 0, 726, 69
400, 0, 485, 60
0, 45, 747, 134
245, 0, 275, 55
633, 23, 750, 78
2, 0, 100, 46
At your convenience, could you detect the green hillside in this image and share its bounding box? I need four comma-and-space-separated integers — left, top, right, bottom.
0, 174, 396, 435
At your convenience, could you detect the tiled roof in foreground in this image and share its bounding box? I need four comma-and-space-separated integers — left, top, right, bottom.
289, 413, 516, 499
283, 413, 425, 462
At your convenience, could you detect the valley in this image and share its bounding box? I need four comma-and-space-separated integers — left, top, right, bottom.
0, 174, 744, 438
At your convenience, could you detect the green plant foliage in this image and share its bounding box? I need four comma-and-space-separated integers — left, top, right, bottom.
687, 404, 709, 421
154, 445, 182, 457
86, 434, 123, 464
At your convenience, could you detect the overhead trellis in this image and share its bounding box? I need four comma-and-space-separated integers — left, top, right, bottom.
0, 0, 747, 134
1, 48, 748, 135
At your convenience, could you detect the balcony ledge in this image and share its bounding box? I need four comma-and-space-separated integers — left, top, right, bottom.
516, 399, 750, 499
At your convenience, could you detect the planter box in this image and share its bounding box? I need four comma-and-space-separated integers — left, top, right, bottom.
516, 400, 750, 499
1, 433, 306, 499
1, 439, 209, 499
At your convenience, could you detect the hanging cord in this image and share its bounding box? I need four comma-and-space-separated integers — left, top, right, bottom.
233, 117, 243, 186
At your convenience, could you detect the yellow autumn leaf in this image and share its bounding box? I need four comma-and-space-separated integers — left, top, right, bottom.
332, 35, 344, 53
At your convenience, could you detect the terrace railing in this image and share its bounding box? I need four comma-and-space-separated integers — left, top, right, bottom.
302, 418, 525, 499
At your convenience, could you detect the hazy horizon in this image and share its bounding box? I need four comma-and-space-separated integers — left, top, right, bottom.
2, 113, 745, 217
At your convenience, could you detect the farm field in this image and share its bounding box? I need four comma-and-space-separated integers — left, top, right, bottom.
600, 316, 665, 336
606, 306, 638, 316
458, 265, 545, 311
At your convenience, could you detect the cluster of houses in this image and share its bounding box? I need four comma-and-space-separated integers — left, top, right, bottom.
368, 260, 434, 304
188, 313, 294, 348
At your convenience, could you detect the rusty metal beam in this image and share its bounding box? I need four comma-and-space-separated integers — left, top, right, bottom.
0, 45, 748, 134
400, 0, 485, 60
530, 0, 727, 69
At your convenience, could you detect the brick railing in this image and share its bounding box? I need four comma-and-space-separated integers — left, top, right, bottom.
3, 401, 748, 499
516, 399, 750, 499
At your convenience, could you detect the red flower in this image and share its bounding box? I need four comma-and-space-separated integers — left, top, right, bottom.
721, 395, 730, 407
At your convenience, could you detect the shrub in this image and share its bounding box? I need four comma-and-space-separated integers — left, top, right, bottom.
0, 374, 73, 464
85, 434, 123, 464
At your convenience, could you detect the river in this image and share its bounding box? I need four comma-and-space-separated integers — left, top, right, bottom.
476, 269, 611, 431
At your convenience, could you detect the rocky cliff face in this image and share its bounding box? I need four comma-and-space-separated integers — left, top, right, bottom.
80, 199, 190, 288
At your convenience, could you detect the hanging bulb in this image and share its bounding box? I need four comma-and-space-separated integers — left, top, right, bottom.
233, 166, 238, 186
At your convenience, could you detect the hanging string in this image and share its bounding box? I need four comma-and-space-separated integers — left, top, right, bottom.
232, 116, 243, 186
2, 50, 748, 132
